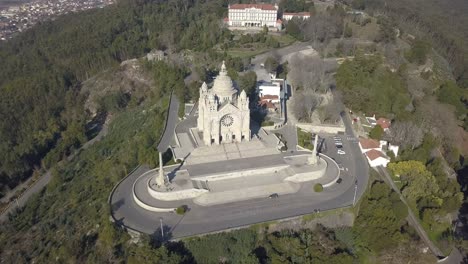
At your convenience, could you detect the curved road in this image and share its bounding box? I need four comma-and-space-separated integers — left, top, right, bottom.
157, 92, 180, 152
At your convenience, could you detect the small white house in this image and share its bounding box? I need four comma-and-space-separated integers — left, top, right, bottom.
365, 149, 390, 167
358, 138, 381, 153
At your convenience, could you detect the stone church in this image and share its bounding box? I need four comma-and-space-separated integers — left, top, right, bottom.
197, 61, 251, 145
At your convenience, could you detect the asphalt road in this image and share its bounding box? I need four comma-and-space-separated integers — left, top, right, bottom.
340, 110, 370, 201
157, 92, 180, 152
112, 153, 355, 238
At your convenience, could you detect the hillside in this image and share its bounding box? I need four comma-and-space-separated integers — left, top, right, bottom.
0, 0, 467, 262
345, 0, 468, 87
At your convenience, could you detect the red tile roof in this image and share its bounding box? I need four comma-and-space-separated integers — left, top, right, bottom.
260, 95, 279, 101
366, 149, 384, 161
376, 118, 391, 129
259, 101, 277, 109
229, 4, 277, 11
359, 138, 380, 149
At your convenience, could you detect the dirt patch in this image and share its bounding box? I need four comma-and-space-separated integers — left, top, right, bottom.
458, 127, 468, 156
80, 59, 154, 115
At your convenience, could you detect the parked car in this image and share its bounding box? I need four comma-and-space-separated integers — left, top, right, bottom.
336, 178, 343, 184
269, 193, 279, 199
337, 149, 346, 155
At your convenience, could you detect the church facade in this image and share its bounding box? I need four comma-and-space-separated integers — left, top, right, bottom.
197, 62, 251, 145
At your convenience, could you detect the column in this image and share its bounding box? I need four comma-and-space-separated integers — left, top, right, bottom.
308, 135, 319, 165
156, 152, 165, 186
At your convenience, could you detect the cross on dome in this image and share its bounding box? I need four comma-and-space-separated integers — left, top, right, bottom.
220, 60, 227, 75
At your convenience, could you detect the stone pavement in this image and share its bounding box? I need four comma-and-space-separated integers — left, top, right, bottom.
193, 182, 299, 206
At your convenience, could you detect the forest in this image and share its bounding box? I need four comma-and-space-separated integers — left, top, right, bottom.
0, 0, 230, 195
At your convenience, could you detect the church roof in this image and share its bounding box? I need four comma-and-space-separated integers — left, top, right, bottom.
212, 61, 238, 98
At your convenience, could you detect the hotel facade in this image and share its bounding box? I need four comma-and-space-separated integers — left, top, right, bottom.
228, 3, 279, 28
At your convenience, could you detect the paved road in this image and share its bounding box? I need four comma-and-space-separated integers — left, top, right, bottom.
112, 153, 354, 238
157, 92, 180, 152
339, 109, 369, 202
250, 42, 313, 82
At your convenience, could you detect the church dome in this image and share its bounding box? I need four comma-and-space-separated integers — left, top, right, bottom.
212, 61, 238, 100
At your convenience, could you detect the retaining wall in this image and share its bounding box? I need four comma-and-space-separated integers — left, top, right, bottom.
297, 123, 345, 134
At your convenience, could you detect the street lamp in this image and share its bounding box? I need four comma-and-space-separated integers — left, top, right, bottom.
159, 217, 164, 240
353, 180, 358, 206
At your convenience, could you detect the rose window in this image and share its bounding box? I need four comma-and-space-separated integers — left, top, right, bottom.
221, 115, 234, 127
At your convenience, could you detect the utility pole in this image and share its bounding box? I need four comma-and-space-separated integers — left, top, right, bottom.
159, 217, 164, 240
353, 180, 358, 206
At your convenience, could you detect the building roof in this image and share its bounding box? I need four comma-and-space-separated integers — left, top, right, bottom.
260, 95, 279, 101
259, 101, 277, 109
376, 117, 391, 129
229, 4, 277, 11
283, 12, 311, 16
365, 149, 385, 161
212, 61, 237, 98
359, 138, 380, 149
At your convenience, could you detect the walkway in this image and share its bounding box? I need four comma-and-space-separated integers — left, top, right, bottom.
157, 92, 180, 152
0, 117, 111, 222
376, 166, 445, 258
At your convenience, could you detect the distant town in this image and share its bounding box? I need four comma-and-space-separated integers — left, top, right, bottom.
0, 0, 114, 40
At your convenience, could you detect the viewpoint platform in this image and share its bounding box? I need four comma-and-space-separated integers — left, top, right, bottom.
129, 62, 337, 212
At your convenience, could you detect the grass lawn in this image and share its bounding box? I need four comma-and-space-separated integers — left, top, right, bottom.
226, 48, 270, 58
224, 33, 297, 58
297, 128, 313, 150
273, 34, 296, 46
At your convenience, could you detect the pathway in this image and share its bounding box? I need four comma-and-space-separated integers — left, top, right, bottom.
157, 92, 180, 152
0, 117, 110, 222
376, 166, 445, 259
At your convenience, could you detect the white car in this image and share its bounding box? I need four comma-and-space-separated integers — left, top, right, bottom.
337, 149, 346, 155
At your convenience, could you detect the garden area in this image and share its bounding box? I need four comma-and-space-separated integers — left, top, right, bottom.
297, 128, 314, 150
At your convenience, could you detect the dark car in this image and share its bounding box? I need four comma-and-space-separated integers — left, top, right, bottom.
269, 193, 279, 199
336, 178, 343, 184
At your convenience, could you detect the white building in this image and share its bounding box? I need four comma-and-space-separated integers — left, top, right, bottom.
228, 3, 278, 28
282, 12, 311, 21
258, 81, 281, 101
365, 149, 390, 168
198, 62, 251, 145
359, 138, 399, 167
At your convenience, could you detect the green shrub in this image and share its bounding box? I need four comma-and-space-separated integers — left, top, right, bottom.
176, 205, 188, 215
369, 124, 384, 140
314, 183, 323, 192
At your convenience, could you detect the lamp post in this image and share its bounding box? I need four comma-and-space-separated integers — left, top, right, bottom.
159, 217, 164, 240
353, 179, 358, 206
